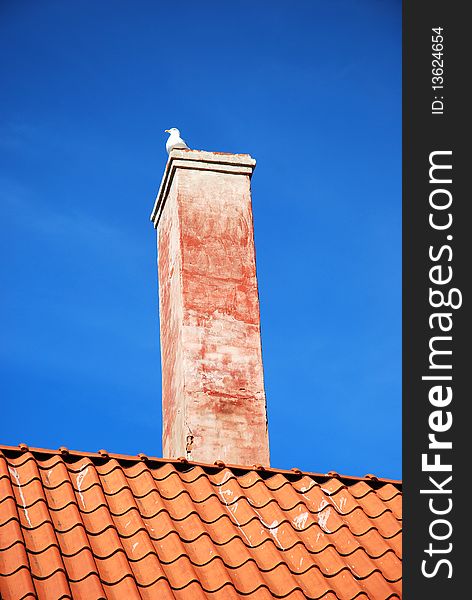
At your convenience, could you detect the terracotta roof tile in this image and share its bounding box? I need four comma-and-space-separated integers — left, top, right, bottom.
0, 445, 401, 599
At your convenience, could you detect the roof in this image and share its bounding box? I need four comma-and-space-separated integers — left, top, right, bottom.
0, 444, 402, 599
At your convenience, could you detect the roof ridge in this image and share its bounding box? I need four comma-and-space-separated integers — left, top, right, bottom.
0, 443, 402, 488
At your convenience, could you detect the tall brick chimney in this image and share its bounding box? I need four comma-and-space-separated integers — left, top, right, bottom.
150, 149, 270, 466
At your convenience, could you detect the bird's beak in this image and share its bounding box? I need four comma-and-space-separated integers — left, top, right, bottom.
164, 129, 170, 133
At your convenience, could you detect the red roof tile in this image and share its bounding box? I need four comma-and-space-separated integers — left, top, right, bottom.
0, 445, 402, 599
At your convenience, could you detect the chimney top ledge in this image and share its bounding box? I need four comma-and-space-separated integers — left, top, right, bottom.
168, 148, 255, 165
150, 149, 256, 227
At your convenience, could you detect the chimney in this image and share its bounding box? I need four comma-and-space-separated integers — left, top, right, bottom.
150, 149, 270, 466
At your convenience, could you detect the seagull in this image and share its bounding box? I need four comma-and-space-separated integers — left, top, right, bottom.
165, 128, 189, 154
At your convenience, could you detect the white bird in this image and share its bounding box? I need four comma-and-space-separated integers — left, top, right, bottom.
165, 128, 189, 154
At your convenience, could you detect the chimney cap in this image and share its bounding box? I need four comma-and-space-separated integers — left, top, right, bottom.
150, 149, 256, 228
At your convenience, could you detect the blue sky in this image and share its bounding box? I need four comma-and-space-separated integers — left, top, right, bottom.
0, 1, 401, 478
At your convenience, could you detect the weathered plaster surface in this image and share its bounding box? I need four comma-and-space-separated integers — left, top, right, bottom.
155, 151, 269, 466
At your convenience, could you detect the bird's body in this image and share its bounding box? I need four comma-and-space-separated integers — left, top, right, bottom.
165, 128, 189, 154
